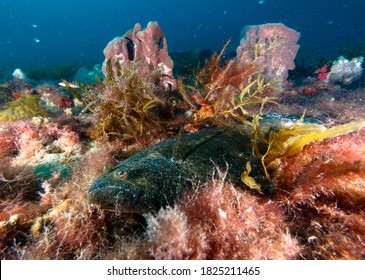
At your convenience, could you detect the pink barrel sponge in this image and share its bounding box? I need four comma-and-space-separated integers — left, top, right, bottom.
237, 23, 300, 82
102, 21, 176, 90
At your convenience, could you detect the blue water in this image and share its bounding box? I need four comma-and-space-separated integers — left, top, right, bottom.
0, 0, 364, 69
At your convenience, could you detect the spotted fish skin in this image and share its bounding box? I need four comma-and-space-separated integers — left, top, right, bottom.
88, 126, 252, 213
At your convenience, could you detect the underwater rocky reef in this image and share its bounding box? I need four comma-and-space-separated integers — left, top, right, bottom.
0, 21, 364, 260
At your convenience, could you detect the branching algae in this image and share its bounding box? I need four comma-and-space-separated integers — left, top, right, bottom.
178, 39, 279, 131
0, 94, 47, 121
84, 61, 179, 146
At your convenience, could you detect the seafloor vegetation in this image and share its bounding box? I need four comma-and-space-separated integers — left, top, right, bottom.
0, 21, 364, 260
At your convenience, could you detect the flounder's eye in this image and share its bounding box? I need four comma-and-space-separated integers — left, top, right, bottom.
113, 170, 128, 180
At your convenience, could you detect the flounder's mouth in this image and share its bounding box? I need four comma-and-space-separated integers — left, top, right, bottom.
88, 180, 155, 214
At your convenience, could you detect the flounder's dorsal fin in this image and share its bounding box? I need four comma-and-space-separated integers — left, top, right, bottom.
172, 126, 226, 163
172, 128, 187, 163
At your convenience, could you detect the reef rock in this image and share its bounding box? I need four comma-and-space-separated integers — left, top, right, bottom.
327, 55, 364, 85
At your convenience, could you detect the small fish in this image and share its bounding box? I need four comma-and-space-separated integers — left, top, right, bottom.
31, 24, 38, 28
58, 81, 80, 89
33, 38, 40, 43
258, 0, 264, 4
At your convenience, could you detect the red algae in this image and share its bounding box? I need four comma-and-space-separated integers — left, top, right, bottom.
36, 84, 73, 108
0, 118, 85, 163
272, 129, 365, 259
146, 172, 301, 260
17, 145, 117, 260
271, 87, 365, 124
2, 128, 365, 259
0, 128, 17, 158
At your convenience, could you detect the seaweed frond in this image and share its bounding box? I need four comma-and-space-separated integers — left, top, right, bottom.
86, 62, 176, 146
178, 39, 279, 131
243, 118, 365, 193
0, 94, 47, 121
263, 119, 365, 169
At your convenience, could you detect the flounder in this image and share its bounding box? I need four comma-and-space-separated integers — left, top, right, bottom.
88, 125, 254, 213
88, 115, 320, 214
